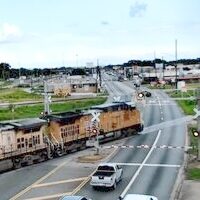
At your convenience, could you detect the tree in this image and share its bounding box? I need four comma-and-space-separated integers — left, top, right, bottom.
71, 68, 86, 75
0, 63, 11, 80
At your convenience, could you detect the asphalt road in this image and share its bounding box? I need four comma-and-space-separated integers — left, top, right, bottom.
0, 80, 186, 200
77, 84, 186, 200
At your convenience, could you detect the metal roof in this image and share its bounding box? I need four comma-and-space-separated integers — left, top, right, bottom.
91, 102, 136, 110
9, 118, 47, 130
0, 124, 14, 132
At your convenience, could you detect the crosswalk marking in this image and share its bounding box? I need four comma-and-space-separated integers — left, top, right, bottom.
113, 163, 181, 168
32, 177, 88, 188
102, 144, 192, 150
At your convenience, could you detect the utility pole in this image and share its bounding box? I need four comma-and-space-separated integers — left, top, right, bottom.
44, 80, 51, 114
175, 39, 178, 89
197, 88, 200, 161
154, 51, 157, 80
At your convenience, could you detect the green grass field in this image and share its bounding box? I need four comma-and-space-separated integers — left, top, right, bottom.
0, 88, 42, 103
167, 90, 195, 98
176, 100, 196, 115
0, 97, 106, 121
186, 168, 200, 180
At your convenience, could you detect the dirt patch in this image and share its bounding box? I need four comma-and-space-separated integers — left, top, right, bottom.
188, 161, 200, 169
77, 154, 105, 163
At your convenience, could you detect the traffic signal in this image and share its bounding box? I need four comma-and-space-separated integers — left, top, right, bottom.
138, 92, 144, 99
192, 129, 199, 137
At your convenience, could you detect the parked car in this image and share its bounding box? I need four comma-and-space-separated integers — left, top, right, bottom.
90, 163, 123, 190
119, 194, 158, 200
59, 196, 92, 200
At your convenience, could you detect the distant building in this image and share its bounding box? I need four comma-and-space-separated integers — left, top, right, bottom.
47, 76, 97, 95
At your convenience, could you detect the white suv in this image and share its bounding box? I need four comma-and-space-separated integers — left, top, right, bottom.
120, 194, 158, 200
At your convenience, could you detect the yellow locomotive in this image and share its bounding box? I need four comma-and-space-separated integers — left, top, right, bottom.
46, 102, 143, 156
0, 102, 143, 172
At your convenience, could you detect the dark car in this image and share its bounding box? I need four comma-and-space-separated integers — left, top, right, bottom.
144, 91, 151, 97
59, 196, 92, 200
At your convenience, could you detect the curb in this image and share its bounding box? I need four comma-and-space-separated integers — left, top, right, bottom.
170, 125, 189, 200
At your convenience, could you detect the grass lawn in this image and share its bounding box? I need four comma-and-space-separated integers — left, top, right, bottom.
0, 88, 42, 103
186, 168, 200, 180
167, 90, 196, 98
186, 83, 200, 89
176, 100, 196, 115
0, 97, 106, 121
147, 84, 175, 90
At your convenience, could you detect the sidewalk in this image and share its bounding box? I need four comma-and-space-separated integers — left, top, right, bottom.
180, 180, 200, 200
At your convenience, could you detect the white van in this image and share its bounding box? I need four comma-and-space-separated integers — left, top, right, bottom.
120, 194, 158, 200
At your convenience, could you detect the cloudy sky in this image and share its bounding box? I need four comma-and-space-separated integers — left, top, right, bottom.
0, 0, 199, 68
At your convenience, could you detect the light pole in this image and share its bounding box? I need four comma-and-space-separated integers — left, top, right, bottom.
175, 39, 178, 89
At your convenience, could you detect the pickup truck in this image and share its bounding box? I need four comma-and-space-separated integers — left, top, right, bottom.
90, 163, 123, 190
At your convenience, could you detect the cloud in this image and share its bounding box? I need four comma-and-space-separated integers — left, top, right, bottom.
129, 2, 147, 18
101, 21, 109, 26
0, 23, 23, 43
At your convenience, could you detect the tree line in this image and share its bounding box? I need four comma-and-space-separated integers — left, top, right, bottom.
0, 58, 199, 80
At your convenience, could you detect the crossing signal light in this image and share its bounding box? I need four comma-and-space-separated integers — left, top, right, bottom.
138, 92, 144, 98
193, 130, 199, 137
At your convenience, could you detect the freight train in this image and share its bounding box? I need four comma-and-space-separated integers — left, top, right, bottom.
0, 102, 143, 173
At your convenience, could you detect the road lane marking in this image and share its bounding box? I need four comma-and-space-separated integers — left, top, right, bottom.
72, 143, 120, 195
10, 141, 119, 200
113, 163, 180, 168
10, 161, 68, 200
71, 176, 92, 195
119, 129, 162, 199
25, 192, 72, 200
32, 177, 88, 188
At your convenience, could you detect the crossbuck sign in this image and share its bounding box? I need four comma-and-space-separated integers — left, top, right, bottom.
91, 110, 100, 122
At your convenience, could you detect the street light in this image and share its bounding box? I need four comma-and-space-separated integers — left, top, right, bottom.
175, 39, 178, 90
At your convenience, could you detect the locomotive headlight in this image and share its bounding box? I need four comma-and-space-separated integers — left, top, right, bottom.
193, 130, 199, 137
92, 128, 98, 134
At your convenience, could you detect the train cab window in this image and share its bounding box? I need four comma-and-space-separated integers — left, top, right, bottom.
25, 139, 28, 146
38, 135, 40, 144
29, 138, 32, 147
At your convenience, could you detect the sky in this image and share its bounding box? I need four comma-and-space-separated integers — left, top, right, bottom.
0, 0, 200, 68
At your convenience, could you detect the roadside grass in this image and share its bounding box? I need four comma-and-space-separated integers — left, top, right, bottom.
0, 88, 42, 102
0, 97, 106, 121
186, 168, 200, 180
166, 90, 195, 98
147, 84, 174, 90
186, 83, 200, 89
187, 125, 198, 155
176, 100, 196, 115
0, 80, 12, 87
177, 102, 199, 181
